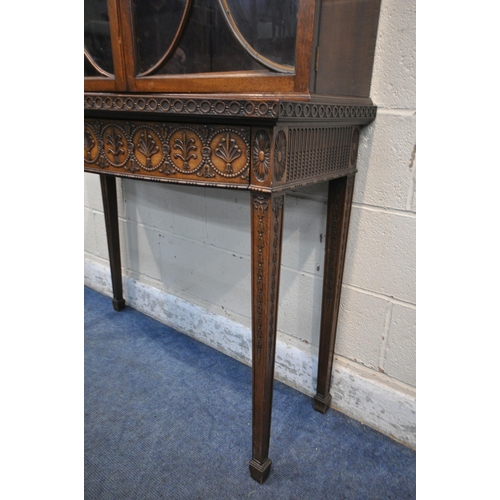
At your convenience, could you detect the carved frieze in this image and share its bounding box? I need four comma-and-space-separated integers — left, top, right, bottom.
86, 119, 363, 190
84, 119, 250, 185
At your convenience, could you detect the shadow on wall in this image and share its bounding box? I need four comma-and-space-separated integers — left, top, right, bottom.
121, 180, 253, 320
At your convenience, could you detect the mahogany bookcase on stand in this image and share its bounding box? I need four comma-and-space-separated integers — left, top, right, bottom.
84, 0, 381, 483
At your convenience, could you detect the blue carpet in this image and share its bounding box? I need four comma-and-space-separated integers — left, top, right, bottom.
85, 286, 415, 499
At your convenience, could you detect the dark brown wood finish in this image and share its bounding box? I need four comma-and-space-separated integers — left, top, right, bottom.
85, 118, 251, 188
249, 192, 285, 483
118, 0, 317, 94
314, 0, 382, 97
99, 174, 126, 311
84, 0, 382, 484
84, 0, 127, 92
84, 0, 383, 97
314, 174, 355, 412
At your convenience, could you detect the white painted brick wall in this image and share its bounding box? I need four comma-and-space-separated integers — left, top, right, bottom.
84, 0, 416, 441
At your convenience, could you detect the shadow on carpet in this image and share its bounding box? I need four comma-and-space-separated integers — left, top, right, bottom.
85, 286, 415, 499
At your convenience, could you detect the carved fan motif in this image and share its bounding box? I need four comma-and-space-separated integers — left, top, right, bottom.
132, 127, 164, 170
209, 130, 249, 177
215, 133, 242, 174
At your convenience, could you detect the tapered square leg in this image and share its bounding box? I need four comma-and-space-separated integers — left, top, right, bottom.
100, 174, 125, 311
249, 192, 284, 483
314, 175, 355, 412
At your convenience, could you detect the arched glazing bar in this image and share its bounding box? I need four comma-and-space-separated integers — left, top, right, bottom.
84, 0, 114, 77
133, 0, 298, 76
133, 0, 193, 77
216, 0, 297, 74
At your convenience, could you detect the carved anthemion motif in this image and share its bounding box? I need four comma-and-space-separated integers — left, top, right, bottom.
84, 125, 99, 163
133, 127, 163, 170
252, 130, 271, 182
174, 132, 198, 169
169, 128, 203, 172
102, 125, 129, 166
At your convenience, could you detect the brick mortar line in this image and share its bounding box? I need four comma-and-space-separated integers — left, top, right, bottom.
375, 107, 416, 116
352, 202, 416, 217
343, 283, 416, 308
87, 209, 416, 309
87, 208, 416, 307
378, 302, 393, 372
87, 207, 251, 258
86, 198, 417, 218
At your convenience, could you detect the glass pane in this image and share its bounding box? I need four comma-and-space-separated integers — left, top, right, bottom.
84, 56, 101, 77
84, 0, 114, 75
133, 0, 190, 75
160, 0, 266, 75
223, 0, 298, 68
132, 0, 299, 76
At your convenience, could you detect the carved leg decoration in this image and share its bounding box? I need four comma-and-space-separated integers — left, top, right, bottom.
249, 192, 285, 484
314, 175, 355, 413
100, 174, 125, 312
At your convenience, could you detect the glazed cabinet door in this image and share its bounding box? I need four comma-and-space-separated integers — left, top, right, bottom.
84, 0, 127, 91
85, 0, 316, 94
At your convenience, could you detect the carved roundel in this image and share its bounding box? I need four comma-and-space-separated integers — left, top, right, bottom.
84, 124, 99, 164
273, 130, 287, 182
102, 124, 130, 167
209, 129, 249, 178
252, 130, 271, 182
168, 127, 203, 173
132, 126, 164, 171
350, 128, 360, 167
